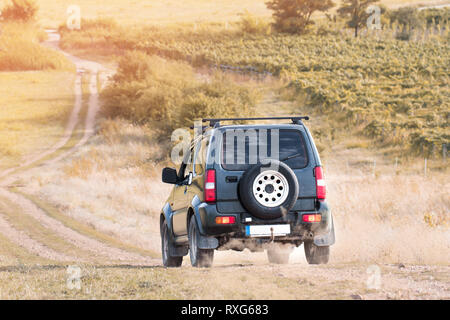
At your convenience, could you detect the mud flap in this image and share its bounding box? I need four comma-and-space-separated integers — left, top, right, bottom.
197, 234, 219, 249
313, 216, 335, 247
169, 244, 188, 257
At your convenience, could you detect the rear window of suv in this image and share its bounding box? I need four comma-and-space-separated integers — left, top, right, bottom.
221, 129, 308, 171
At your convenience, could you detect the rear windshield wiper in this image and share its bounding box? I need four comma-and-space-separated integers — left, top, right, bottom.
280, 153, 303, 162
258, 153, 303, 163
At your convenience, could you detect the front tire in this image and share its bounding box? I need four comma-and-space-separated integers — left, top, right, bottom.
189, 218, 214, 268
161, 220, 183, 267
304, 241, 329, 265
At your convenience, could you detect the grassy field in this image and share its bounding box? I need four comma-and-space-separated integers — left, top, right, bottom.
12, 117, 449, 298
0, 0, 448, 300
37, 0, 269, 28
1, 262, 447, 299
37, 0, 450, 27
0, 22, 74, 71
0, 20, 77, 170
59, 12, 449, 160
0, 72, 76, 170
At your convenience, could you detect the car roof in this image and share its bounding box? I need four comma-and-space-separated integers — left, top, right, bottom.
214, 123, 306, 131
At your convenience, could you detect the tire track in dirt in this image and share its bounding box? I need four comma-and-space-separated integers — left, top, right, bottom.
0, 71, 83, 184
0, 30, 104, 186
0, 213, 75, 262
46, 64, 101, 164
0, 30, 158, 266
0, 188, 153, 264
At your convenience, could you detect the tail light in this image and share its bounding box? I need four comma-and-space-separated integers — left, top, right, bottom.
302, 214, 322, 223
315, 166, 326, 201
215, 216, 236, 224
205, 169, 216, 203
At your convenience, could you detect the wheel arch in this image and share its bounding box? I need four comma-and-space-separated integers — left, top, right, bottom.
187, 195, 207, 235
161, 202, 174, 234
187, 207, 195, 230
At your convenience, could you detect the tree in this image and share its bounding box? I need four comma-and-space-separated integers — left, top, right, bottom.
338, 0, 379, 37
266, 0, 335, 34
389, 7, 421, 29
1, 0, 38, 22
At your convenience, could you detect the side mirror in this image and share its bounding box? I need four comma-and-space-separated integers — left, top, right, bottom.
162, 167, 178, 184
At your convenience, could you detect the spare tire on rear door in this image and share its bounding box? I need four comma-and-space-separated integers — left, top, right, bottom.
239, 160, 299, 220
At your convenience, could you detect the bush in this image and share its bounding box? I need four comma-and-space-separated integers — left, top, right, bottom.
395, 30, 411, 41
113, 51, 153, 82
0, 22, 74, 71
418, 8, 449, 27
389, 7, 421, 29
101, 52, 257, 136
1, 0, 38, 22
177, 79, 256, 127
239, 11, 271, 35
266, 0, 335, 34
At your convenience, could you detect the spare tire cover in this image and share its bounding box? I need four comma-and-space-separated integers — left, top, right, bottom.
238, 160, 299, 220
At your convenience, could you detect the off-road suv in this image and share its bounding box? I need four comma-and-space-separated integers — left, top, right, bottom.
160, 116, 335, 267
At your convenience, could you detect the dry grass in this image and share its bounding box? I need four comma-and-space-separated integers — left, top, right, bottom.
0, 71, 76, 170
38, 0, 270, 28
4, 115, 447, 299
0, 262, 448, 299
0, 195, 95, 263
16, 190, 157, 259
24, 119, 170, 254
0, 232, 52, 266
37, 0, 450, 27
0, 264, 359, 299
325, 156, 449, 265
0, 0, 447, 301
0, 22, 74, 71
21, 117, 449, 266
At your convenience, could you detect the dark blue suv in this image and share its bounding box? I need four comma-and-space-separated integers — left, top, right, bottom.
161, 117, 335, 267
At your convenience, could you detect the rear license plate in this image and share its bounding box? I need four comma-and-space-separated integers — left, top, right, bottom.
245, 224, 291, 237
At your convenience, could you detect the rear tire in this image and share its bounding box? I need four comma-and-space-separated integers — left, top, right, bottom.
161, 220, 183, 268
267, 247, 291, 264
189, 218, 214, 268
304, 241, 329, 265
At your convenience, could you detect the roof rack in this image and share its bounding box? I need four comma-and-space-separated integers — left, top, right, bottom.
202, 116, 310, 128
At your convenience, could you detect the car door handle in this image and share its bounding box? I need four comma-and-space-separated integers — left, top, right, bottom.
226, 176, 238, 183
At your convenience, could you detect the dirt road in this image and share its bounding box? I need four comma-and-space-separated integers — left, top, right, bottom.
0, 31, 157, 267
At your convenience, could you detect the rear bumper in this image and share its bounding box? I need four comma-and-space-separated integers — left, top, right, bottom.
195, 200, 335, 247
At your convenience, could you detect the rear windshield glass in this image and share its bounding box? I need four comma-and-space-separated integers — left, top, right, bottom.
221, 129, 308, 171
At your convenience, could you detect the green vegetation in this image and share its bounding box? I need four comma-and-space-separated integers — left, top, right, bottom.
0, 1, 74, 71
101, 51, 258, 134
239, 10, 272, 35
338, 0, 380, 37
266, 0, 335, 34
60, 13, 449, 158
419, 8, 450, 26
